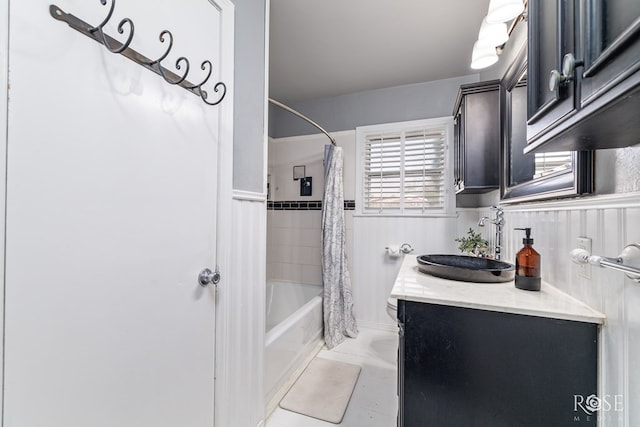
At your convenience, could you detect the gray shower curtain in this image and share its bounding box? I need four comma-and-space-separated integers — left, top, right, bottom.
322, 145, 358, 349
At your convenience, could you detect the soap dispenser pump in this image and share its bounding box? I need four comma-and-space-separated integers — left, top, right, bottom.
514, 227, 541, 291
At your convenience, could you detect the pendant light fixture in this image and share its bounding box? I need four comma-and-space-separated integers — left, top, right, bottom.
487, 0, 525, 23
469, 0, 527, 70
477, 18, 509, 47
471, 41, 499, 70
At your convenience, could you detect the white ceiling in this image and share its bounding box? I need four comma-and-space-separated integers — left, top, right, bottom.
269, 0, 491, 104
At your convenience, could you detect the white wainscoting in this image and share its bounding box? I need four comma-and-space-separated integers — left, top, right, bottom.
458, 193, 640, 427
352, 215, 458, 329
0, 0, 7, 409
216, 193, 267, 427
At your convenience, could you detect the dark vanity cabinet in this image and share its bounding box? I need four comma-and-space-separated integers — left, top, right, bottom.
397, 300, 599, 426
526, 0, 640, 152
453, 80, 501, 194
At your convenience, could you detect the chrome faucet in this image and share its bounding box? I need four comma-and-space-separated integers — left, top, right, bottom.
478, 206, 505, 260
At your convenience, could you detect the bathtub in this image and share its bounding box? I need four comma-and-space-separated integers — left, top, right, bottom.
264, 281, 323, 409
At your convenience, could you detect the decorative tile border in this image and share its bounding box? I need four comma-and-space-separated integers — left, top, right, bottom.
267, 200, 356, 211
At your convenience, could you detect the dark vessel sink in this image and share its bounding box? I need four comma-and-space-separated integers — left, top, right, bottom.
416, 254, 515, 283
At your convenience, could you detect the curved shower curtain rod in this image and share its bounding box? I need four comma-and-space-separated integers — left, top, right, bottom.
269, 98, 337, 146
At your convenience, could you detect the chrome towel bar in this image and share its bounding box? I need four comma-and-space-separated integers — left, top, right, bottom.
571, 243, 640, 282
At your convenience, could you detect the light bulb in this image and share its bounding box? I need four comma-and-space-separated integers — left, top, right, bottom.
487, 0, 524, 23
471, 41, 498, 69
477, 17, 509, 48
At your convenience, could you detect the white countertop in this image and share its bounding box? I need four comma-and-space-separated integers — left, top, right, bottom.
390, 256, 605, 324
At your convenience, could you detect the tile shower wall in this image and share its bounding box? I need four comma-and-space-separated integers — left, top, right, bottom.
269, 131, 458, 330
268, 131, 356, 202
458, 194, 640, 426
267, 132, 356, 285
267, 209, 321, 284
266, 209, 354, 285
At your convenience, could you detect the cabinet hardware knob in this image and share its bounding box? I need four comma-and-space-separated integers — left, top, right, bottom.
549, 53, 585, 92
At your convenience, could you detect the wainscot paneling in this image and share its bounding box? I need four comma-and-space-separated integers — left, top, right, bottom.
217, 194, 267, 427
457, 193, 640, 427
0, 0, 8, 408
352, 215, 458, 329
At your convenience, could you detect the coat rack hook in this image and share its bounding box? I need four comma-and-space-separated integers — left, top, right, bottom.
49, 1, 227, 107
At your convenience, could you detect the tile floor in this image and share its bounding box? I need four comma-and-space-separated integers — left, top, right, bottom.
266, 327, 399, 427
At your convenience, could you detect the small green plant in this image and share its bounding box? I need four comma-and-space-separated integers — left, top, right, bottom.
455, 228, 489, 255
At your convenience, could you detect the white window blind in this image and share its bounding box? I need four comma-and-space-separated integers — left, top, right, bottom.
361, 126, 447, 213
533, 151, 573, 178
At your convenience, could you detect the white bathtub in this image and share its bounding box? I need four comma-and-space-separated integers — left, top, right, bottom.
264, 281, 323, 409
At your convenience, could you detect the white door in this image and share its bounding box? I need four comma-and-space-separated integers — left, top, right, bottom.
3, 1, 233, 426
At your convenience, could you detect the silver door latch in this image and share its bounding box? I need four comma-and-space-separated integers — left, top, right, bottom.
199, 268, 221, 287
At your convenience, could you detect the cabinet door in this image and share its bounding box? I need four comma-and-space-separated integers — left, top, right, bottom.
399, 301, 599, 426
454, 112, 463, 192
453, 81, 500, 194
527, 0, 577, 140
397, 305, 405, 427
581, 1, 640, 106
462, 89, 500, 192
457, 104, 467, 193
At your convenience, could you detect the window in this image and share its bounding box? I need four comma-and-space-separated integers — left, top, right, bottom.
356, 118, 454, 216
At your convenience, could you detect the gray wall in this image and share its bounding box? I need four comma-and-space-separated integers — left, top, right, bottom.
269, 74, 479, 139
233, 0, 267, 193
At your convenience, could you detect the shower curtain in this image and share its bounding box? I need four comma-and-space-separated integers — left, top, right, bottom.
322, 145, 358, 349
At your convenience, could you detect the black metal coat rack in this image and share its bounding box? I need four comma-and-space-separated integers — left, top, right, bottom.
50, 0, 227, 106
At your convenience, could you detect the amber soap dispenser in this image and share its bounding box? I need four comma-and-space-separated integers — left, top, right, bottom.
514, 228, 541, 291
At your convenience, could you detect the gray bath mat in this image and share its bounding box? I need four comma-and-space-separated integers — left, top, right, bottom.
279, 357, 361, 424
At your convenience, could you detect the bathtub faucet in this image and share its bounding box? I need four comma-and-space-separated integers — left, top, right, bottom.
478, 206, 504, 260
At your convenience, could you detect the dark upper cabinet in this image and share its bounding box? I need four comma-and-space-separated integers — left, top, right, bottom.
502, 43, 593, 203
526, 0, 640, 153
581, 1, 640, 104
527, 0, 577, 138
453, 80, 501, 194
